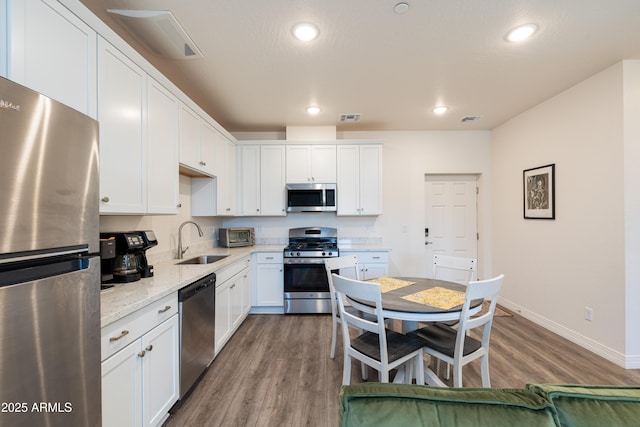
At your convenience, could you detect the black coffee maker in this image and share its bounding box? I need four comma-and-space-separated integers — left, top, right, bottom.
100, 231, 158, 284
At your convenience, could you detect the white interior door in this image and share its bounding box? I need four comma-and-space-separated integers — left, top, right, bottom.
425, 175, 478, 278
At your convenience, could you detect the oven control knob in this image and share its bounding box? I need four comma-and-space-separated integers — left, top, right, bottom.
327, 251, 332, 256
296, 252, 301, 257
322, 252, 326, 256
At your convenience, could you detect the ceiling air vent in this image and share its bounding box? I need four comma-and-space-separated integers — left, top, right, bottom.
107, 9, 203, 59
460, 116, 481, 123
339, 114, 361, 122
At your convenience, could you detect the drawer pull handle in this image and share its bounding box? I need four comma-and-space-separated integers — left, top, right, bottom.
158, 305, 171, 314
146, 345, 153, 352
266, 257, 274, 260
109, 330, 129, 342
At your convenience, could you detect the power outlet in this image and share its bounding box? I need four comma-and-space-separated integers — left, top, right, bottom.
585, 307, 594, 322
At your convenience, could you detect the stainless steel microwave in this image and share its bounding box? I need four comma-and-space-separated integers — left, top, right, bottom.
286, 183, 337, 212
219, 228, 255, 247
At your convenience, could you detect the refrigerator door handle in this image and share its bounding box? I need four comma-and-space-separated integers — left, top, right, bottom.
0, 256, 90, 287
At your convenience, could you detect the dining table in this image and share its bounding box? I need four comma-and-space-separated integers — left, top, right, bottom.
347, 276, 483, 386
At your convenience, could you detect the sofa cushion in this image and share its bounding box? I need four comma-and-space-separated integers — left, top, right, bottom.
340, 383, 559, 427
527, 384, 640, 427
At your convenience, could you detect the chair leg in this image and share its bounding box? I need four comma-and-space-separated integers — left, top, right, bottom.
452, 362, 463, 388
480, 355, 491, 387
330, 319, 338, 359
343, 354, 352, 386
361, 362, 368, 381
415, 352, 425, 386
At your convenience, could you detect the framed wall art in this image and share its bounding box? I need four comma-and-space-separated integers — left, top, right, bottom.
523, 163, 555, 219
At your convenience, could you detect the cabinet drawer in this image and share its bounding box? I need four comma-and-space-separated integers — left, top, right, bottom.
355, 252, 389, 264
101, 293, 178, 360
256, 252, 283, 263
216, 256, 251, 284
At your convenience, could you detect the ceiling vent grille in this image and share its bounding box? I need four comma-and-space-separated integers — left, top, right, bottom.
339, 114, 361, 122
460, 116, 481, 123
107, 9, 203, 59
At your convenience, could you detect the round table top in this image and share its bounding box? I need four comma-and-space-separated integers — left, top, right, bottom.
349, 276, 482, 323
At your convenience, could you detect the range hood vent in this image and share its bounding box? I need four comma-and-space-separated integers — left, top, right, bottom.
107, 9, 203, 59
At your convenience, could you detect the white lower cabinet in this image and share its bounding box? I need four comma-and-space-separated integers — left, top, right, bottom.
340, 251, 389, 280
252, 252, 284, 312
215, 257, 251, 354
101, 293, 179, 427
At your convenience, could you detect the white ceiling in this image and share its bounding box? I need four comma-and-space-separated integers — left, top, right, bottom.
80, 0, 640, 133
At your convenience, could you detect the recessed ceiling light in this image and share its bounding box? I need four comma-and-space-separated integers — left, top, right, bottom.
292, 23, 319, 41
306, 106, 321, 115
505, 23, 538, 42
394, 2, 410, 14
432, 106, 448, 115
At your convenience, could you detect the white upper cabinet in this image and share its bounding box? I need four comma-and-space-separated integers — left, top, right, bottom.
237, 144, 286, 216
337, 144, 383, 216
146, 78, 179, 214
97, 36, 147, 214
285, 145, 336, 183
4, 0, 97, 117
260, 145, 287, 216
179, 104, 217, 177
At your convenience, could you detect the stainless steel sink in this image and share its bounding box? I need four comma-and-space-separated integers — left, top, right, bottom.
178, 255, 229, 265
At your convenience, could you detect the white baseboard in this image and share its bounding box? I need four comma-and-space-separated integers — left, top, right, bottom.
498, 298, 638, 369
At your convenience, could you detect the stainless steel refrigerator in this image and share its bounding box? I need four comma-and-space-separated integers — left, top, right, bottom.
0, 77, 101, 426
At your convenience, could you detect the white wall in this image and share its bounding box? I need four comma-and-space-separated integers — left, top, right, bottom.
229, 130, 491, 278
491, 61, 639, 366
99, 175, 222, 264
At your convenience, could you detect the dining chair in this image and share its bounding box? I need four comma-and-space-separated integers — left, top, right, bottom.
331, 273, 426, 385
433, 254, 477, 284
324, 255, 361, 359
411, 274, 505, 387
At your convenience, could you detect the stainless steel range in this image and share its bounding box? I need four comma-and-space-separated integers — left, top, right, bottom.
283, 227, 339, 314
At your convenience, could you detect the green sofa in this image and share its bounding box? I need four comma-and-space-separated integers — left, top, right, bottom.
339, 383, 640, 426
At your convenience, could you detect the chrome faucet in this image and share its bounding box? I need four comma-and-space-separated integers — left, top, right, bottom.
177, 221, 204, 259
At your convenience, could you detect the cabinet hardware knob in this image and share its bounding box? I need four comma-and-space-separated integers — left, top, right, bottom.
101, 196, 110, 203
145, 345, 153, 352
109, 330, 129, 342
256, 209, 260, 212
177, 203, 182, 208
158, 305, 171, 314
138, 350, 146, 358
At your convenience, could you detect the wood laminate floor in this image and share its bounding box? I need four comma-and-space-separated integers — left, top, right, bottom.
165, 312, 640, 427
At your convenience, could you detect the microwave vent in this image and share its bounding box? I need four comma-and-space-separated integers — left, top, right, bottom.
339, 114, 361, 122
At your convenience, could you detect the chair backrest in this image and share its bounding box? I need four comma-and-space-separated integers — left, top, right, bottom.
325, 256, 360, 319
331, 273, 387, 349
433, 254, 477, 284
455, 274, 505, 357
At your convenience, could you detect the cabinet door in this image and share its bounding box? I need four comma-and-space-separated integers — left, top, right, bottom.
102, 340, 143, 427
8, 0, 97, 117
98, 36, 146, 214
147, 78, 178, 214
241, 266, 252, 316
255, 263, 284, 306
178, 104, 201, 172
215, 281, 231, 354
199, 120, 217, 177
260, 145, 287, 216
238, 145, 261, 215
286, 145, 311, 183
359, 145, 383, 215
361, 263, 388, 280
142, 315, 179, 427
311, 145, 337, 183
214, 135, 236, 215
229, 272, 243, 330
336, 145, 360, 215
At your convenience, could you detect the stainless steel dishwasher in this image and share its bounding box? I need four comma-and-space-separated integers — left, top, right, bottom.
178, 273, 216, 398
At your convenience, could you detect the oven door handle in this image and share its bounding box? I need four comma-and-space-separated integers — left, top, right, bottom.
283, 258, 329, 265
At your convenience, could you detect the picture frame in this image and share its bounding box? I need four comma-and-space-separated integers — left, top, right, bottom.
523, 163, 555, 219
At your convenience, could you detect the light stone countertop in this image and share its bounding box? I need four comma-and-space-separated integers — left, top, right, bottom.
100, 245, 284, 328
